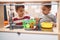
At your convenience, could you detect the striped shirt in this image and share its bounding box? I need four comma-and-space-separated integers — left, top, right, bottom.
12, 16, 30, 25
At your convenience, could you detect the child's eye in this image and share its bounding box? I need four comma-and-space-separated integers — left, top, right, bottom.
20, 10, 23, 12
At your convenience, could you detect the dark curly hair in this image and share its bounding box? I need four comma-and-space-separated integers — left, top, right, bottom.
44, 5, 51, 9
15, 5, 25, 11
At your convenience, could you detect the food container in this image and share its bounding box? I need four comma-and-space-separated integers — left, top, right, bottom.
41, 22, 53, 28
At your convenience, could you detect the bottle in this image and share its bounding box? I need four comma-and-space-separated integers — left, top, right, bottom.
30, 18, 36, 29
9, 4, 15, 30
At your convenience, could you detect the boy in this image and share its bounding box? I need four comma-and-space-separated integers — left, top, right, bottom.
40, 5, 56, 31
12, 5, 30, 25
40, 5, 56, 23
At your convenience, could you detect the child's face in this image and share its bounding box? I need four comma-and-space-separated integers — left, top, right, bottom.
42, 6, 51, 15
16, 7, 24, 17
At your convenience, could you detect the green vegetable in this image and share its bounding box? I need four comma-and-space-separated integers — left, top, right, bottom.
26, 24, 30, 29
22, 19, 36, 29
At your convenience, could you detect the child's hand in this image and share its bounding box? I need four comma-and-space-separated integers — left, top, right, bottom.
53, 23, 56, 27
51, 22, 56, 27
35, 18, 40, 24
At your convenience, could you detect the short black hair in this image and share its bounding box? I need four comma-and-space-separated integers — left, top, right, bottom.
15, 5, 24, 11
44, 5, 51, 9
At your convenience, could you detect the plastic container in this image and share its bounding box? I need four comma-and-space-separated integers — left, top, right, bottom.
41, 22, 53, 28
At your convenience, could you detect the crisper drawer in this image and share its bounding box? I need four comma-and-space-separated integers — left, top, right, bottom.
0, 32, 58, 40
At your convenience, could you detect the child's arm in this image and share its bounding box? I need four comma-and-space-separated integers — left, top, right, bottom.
48, 14, 56, 27
51, 22, 56, 27
47, 14, 56, 23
